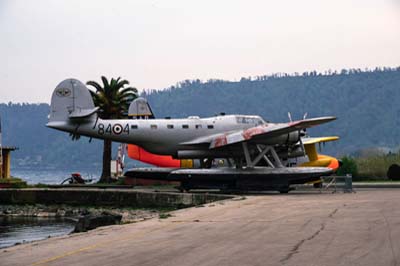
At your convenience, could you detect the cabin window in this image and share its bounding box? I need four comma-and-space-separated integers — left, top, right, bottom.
196, 124, 202, 129
236, 116, 264, 125
182, 124, 189, 129
150, 124, 157, 129
254, 118, 264, 125
167, 124, 174, 129
131, 125, 138, 129
207, 125, 214, 129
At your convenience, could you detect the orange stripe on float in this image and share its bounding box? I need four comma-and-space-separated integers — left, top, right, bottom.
127, 144, 181, 167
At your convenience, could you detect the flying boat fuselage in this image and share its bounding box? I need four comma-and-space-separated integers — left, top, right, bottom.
47, 114, 300, 157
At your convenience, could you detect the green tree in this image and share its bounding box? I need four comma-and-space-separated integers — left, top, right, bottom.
87, 76, 137, 183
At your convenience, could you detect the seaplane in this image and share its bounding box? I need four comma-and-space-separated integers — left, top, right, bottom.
47, 79, 338, 192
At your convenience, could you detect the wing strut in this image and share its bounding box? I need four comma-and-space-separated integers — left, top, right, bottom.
242, 142, 252, 167
256, 145, 275, 168
241, 143, 284, 168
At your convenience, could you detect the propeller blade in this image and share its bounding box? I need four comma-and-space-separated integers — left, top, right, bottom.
288, 112, 292, 122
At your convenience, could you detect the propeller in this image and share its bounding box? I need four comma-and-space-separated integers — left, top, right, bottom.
288, 112, 308, 122
301, 112, 308, 136
297, 112, 310, 156
288, 111, 309, 137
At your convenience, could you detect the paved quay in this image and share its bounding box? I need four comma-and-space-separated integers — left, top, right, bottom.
1, 189, 399, 266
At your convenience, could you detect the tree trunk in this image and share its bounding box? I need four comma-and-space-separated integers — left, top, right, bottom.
99, 139, 112, 183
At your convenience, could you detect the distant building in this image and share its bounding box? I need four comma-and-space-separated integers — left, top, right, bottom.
0, 115, 17, 179
1, 146, 17, 178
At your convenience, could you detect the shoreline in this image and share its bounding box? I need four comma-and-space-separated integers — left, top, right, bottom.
0, 204, 162, 224
0, 204, 165, 249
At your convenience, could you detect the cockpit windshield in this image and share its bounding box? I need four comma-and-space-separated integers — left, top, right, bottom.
235, 116, 265, 125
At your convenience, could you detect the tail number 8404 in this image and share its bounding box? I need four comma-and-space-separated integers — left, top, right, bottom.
98, 123, 129, 135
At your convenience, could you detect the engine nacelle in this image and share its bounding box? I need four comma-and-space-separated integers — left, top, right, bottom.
262, 131, 300, 146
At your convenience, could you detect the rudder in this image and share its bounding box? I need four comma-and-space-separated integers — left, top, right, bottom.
49, 79, 98, 122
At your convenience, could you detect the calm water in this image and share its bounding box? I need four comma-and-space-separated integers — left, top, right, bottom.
11, 168, 101, 184
2, 168, 99, 248
0, 216, 76, 249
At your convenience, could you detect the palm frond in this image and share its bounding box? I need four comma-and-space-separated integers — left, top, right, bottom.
119, 87, 138, 95
87, 76, 138, 119
116, 79, 130, 88
86, 81, 103, 93
101, 76, 110, 89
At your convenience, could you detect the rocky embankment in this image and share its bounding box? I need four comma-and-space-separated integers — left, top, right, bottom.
0, 204, 161, 232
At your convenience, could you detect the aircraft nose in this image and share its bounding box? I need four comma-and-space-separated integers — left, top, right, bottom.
327, 158, 340, 171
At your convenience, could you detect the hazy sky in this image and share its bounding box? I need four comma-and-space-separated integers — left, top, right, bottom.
1, 0, 399, 103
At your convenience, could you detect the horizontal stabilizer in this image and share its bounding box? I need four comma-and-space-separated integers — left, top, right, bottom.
69, 107, 99, 119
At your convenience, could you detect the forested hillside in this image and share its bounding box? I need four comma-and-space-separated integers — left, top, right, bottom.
1, 68, 399, 168
145, 68, 400, 155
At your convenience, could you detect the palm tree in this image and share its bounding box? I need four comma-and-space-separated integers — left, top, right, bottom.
87, 76, 138, 183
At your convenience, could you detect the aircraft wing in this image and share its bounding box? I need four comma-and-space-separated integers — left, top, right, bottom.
301, 136, 339, 145
208, 116, 336, 149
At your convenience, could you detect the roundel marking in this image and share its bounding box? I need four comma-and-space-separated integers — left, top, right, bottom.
56, 88, 71, 97
112, 124, 123, 135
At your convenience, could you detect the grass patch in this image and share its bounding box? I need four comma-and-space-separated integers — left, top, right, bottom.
159, 213, 172, 219
337, 154, 400, 181
0, 177, 28, 188
354, 153, 400, 180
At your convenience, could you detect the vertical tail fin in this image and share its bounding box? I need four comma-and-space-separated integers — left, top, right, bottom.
48, 79, 98, 123
128, 97, 155, 119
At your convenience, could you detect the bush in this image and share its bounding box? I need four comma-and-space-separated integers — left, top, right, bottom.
337, 156, 358, 178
